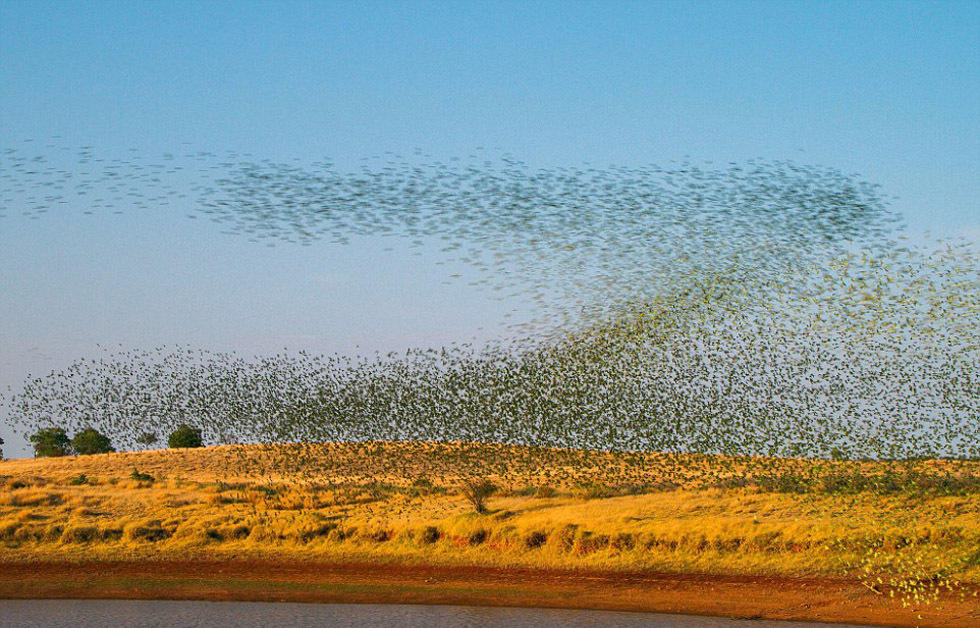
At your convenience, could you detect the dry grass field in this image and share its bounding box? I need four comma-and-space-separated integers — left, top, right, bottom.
2, 443, 979, 592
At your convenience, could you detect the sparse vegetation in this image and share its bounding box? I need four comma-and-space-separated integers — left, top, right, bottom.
0, 443, 977, 604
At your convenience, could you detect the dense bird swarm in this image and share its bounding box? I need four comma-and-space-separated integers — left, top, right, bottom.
3, 143, 897, 327
3, 143, 976, 462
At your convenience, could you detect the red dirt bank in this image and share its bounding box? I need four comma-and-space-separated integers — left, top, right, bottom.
1, 561, 977, 627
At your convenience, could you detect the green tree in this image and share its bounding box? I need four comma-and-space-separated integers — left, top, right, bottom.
30, 427, 71, 458
167, 424, 203, 448
0, 436, 4, 460
71, 428, 115, 455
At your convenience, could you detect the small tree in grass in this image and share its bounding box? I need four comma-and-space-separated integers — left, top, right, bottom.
30, 427, 71, 458
167, 424, 203, 449
71, 428, 115, 455
461, 477, 497, 514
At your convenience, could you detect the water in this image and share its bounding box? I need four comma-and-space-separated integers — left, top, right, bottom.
0, 600, 868, 627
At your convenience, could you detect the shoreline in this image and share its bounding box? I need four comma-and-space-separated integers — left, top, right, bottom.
2, 561, 977, 627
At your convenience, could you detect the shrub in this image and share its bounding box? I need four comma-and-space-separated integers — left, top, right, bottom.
71, 428, 114, 455
30, 427, 71, 458
460, 477, 497, 514
167, 425, 203, 448
421, 525, 440, 544
556, 524, 579, 551
573, 483, 613, 499
130, 468, 155, 482
612, 533, 637, 551
468, 529, 488, 545
228, 524, 251, 540
68, 474, 89, 485
125, 522, 172, 542
370, 529, 391, 542
574, 532, 610, 554
61, 524, 99, 544
525, 531, 548, 549
512, 485, 557, 498
135, 432, 158, 448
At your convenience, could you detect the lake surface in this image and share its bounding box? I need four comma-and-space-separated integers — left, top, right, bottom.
0, 600, 870, 627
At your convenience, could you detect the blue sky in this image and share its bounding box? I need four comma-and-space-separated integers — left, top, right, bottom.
1, 0, 978, 456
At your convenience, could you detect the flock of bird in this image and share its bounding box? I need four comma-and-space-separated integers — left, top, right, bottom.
3, 141, 898, 329
2, 141, 978, 464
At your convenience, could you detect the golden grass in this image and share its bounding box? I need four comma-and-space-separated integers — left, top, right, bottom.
1, 442, 978, 589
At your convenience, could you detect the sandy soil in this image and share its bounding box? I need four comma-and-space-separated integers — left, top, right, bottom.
1, 561, 977, 627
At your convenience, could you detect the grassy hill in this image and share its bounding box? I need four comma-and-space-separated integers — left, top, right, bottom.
2, 442, 978, 596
